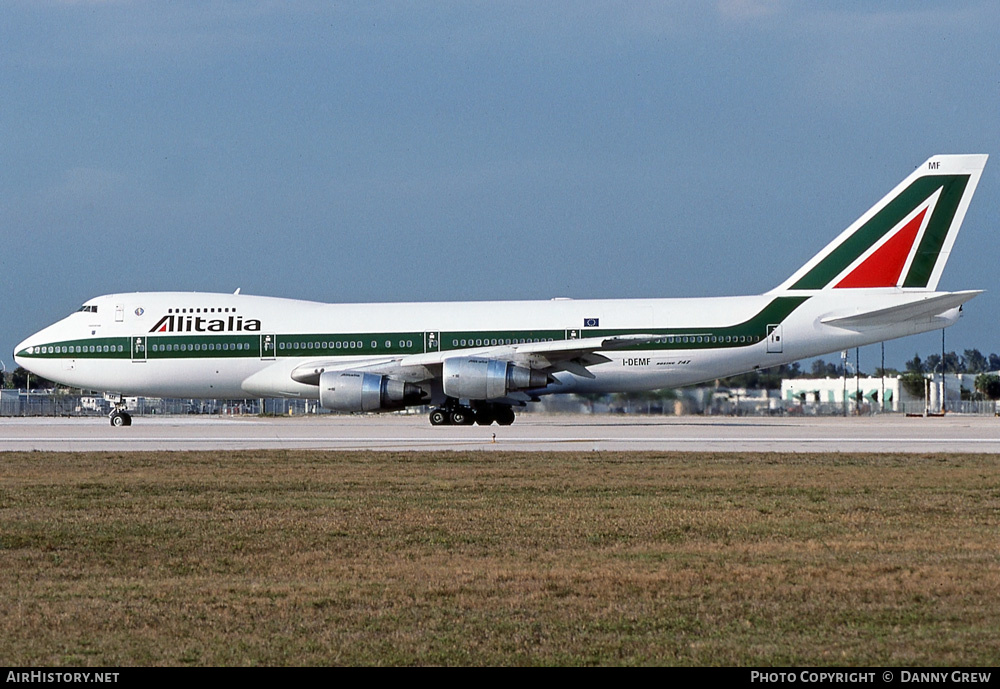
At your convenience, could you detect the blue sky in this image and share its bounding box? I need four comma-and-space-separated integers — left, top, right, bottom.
3, 1, 998, 375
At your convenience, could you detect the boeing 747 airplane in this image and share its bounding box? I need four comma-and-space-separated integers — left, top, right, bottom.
14, 155, 988, 426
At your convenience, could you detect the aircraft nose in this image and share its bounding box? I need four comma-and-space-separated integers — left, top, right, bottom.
13, 328, 71, 386
13, 324, 60, 368
14, 333, 41, 368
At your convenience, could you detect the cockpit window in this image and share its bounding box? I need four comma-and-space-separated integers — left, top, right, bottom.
78, 305, 98, 313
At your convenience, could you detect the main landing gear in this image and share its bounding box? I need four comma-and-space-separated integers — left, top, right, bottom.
429, 400, 516, 426
109, 397, 132, 427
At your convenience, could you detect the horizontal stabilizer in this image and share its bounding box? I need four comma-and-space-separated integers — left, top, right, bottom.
820, 291, 981, 329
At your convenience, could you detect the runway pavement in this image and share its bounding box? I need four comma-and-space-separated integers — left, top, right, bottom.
1, 413, 998, 452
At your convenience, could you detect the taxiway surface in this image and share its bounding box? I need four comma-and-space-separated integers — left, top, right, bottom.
1, 413, 998, 452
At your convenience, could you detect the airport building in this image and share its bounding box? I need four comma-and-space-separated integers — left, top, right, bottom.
781, 373, 993, 415
782, 376, 900, 414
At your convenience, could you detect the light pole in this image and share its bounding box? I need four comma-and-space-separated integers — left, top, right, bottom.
941, 328, 946, 414
841, 350, 848, 417
855, 347, 860, 415
880, 342, 885, 413
934, 360, 944, 414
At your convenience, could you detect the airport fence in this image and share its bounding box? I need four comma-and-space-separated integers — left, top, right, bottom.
897, 399, 1000, 416
0, 390, 301, 418
3, 389, 998, 418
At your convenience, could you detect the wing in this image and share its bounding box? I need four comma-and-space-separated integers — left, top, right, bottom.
289, 333, 660, 385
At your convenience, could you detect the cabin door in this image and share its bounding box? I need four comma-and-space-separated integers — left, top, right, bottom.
260, 334, 276, 360
131, 336, 147, 362
766, 324, 783, 353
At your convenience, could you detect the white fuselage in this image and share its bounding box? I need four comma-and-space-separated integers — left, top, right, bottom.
14, 289, 963, 403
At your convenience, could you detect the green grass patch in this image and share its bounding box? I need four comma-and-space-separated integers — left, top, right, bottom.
1, 450, 999, 665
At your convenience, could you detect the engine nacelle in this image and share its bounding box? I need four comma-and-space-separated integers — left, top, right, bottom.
319, 371, 425, 412
442, 357, 548, 400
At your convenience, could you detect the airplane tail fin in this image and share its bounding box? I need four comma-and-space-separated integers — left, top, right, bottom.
772, 154, 987, 293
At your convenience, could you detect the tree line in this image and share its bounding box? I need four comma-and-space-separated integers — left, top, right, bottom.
903, 349, 1000, 375
900, 349, 1000, 400
790, 348, 1000, 379
1, 367, 53, 389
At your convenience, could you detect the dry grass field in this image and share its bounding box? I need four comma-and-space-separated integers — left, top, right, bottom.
1, 450, 999, 666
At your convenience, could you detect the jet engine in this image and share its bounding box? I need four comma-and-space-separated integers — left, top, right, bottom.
319, 371, 425, 412
442, 357, 548, 400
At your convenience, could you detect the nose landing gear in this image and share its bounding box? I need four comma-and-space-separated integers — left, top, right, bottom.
109, 396, 132, 427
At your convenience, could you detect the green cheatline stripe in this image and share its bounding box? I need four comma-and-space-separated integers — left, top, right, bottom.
790, 174, 970, 290
582, 296, 809, 350
441, 330, 565, 351
276, 332, 424, 357
18, 335, 264, 360
146, 334, 261, 359
17, 297, 809, 360
16, 337, 131, 359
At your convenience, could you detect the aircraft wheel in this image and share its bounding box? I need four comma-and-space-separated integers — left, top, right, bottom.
475, 410, 495, 426
496, 407, 515, 425
450, 408, 472, 425
110, 411, 132, 427
429, 409, 449, 426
